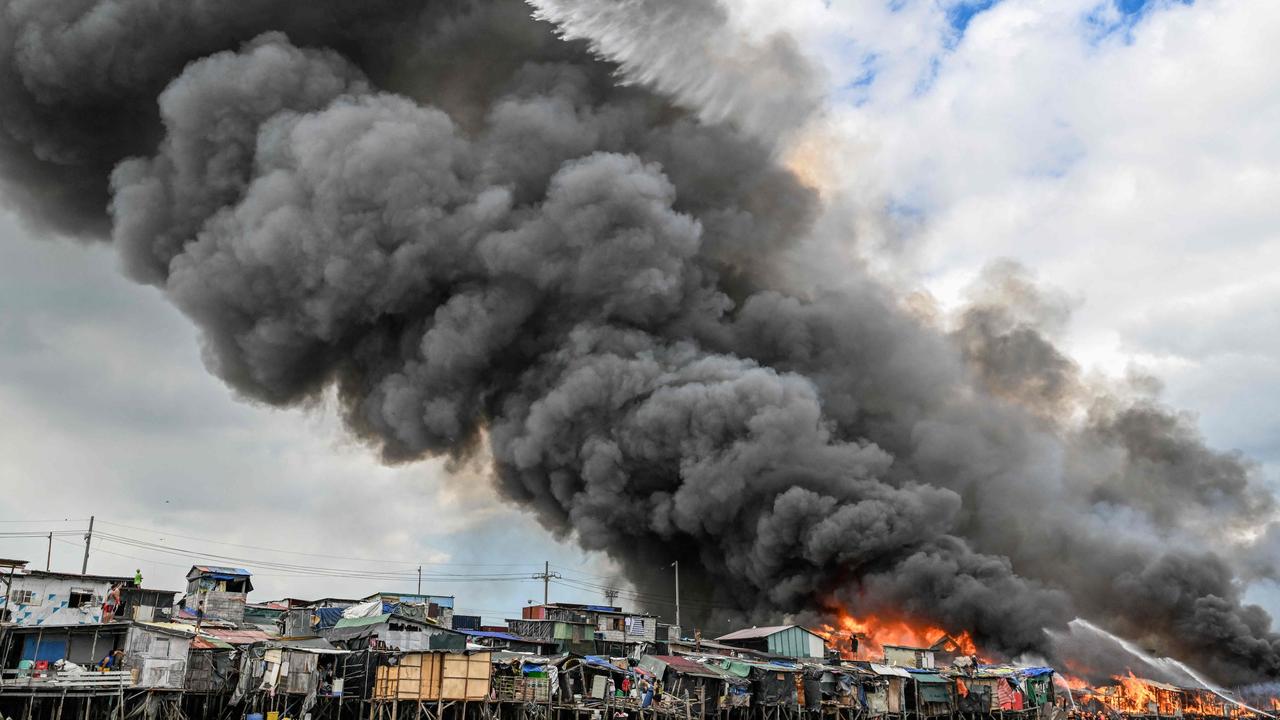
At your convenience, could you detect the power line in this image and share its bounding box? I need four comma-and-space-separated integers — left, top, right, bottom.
95, 519, 536, 568
92, 531, 545, 583
18, 521, 720, 618
549, 576, 743, 615
0, 519, 90, 524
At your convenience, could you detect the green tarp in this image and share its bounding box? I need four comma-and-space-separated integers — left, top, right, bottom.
914, 674, 951, 704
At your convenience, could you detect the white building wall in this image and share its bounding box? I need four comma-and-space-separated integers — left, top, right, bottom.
596, 614, 657, 643
0, 575, 119, 626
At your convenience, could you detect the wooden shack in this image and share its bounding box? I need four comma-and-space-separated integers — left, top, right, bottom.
124, 622, 194, 689
373, 651, 491, 701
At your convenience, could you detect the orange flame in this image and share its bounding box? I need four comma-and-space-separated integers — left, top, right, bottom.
815, 610, 981, 662
1059, 674, 1089, 691
1117, 672, 1159, 714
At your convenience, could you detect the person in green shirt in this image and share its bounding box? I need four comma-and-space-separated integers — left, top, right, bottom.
133, 569, 142, 587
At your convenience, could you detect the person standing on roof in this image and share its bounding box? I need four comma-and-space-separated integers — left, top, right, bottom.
133, 569, 142, 586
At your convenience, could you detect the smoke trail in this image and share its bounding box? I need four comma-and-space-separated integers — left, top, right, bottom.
0, 0, 1276, 683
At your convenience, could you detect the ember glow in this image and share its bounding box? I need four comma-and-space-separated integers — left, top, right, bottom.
818, 610, 979, 661
1074, 672, 1275, 719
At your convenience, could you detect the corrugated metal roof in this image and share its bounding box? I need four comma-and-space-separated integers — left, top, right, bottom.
189, 566, 252, 576
717, 625, 798, 641
192, 636, 234, 650
459, 629, 534, 642
135, 621, 197, 637
645, 655, 723, 679
870, 664, 913, 678
200, 627, 273, 645
20, 570, 133, 583
267, 637, 344, 652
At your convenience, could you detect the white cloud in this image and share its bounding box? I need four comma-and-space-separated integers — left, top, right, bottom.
752, 0, 1280, 474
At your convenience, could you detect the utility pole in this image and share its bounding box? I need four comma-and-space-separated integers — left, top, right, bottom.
81, 515, 94, 576
46, 533, 52, 571
603, 587, 619, 606
532, 561, 560, 606
672, 560, 681, 632
417, 566, 422, 595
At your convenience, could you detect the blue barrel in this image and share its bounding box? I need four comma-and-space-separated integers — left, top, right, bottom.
247, 713, 264, 720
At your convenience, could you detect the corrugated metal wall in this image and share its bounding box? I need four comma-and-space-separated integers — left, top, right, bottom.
766, 627, 823, 658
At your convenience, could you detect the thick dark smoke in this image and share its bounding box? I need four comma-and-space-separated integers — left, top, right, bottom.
2, 0, 1277, 684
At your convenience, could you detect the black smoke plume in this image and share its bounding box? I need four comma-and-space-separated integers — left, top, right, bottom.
1, 0, 1276, 684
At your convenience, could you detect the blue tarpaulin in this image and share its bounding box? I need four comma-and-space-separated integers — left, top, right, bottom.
582, 655, 630, 674
315, 608, 345, 629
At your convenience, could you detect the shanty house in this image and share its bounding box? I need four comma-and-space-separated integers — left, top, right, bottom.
124, 622, 194, 689
907, 671, 954, 717
716, 658, 800, 708
883, 644, 936, 669
955, 665, 1055, 713
362, 591, 455, 626
866, 663, 912, 715
117, 587, 179, 622
717, 625, 826, 660
243, 600, 288, 629
0, 620, 128, 666
457, 629, 556, 654
641, 655, 747, 716
325, 612, 466, 651
185, 634, 237, 694
373, 651, 492, 702
181, 566, 253, 625
505, 617, 595, 655
0, 570, 133, 626
814, 664, 866, 709
231, 639, 350, 715
552, 655, 633, 703
521, 602, 656, 654
594, 609, 658, 653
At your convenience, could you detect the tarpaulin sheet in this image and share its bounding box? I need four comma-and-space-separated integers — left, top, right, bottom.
915, 674, 951, 704
342, 599, 384, 619
315, 607, 345, 629
582, 655, 630, 675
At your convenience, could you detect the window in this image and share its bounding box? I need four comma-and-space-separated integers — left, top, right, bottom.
69, 588, 95, 609
11, 589, 37, 605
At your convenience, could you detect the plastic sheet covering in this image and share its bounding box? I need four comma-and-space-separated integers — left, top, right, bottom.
342, 599, 384, 619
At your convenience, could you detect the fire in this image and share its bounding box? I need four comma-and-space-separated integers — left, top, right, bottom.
816, 610, 981, 661
1059, 674, 1089, 691
1117, 672, 1159, 715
